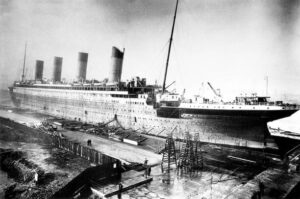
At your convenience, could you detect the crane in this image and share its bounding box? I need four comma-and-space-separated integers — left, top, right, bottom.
207, 82, 222, 98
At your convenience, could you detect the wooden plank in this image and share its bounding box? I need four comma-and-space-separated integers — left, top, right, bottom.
227, 155, 256, 164
104, 177, 153, 197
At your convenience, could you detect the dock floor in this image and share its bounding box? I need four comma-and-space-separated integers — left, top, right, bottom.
61, 130, 161, 165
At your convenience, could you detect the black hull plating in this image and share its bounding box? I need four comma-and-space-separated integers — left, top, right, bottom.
157, 106, 297, 122
273, 136, 300, 156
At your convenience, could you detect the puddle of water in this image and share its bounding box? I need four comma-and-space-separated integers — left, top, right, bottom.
119, 166, 242, 199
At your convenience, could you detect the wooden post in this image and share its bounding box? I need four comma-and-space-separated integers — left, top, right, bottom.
58, 137, 61, 148
95, 151, 99, 164
87, 148, 91, 161
95, 152, 99, 165
98, 153, 102, 165
83, 146, 85, 157
80, 145, 83, 157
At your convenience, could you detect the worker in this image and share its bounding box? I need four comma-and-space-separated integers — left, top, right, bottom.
148, 166, 151, 176
177, 163, 183, 176
34, 171, 38, 185
144, 158, 148, 178
118, 183, 123, 199
59, 132, 64, 138
87, 139, 92, 146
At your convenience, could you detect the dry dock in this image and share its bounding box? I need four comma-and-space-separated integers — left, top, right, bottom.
1, 107, 300, 198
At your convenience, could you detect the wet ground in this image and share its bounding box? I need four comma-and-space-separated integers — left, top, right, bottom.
112, 166, 243, 199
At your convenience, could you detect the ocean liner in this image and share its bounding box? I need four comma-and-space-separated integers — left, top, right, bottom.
9, 0, 298, 148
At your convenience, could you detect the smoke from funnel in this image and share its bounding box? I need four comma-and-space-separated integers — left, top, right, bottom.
77, 52, 88, 82
35, 60, 44, 81
53, 56, 63, 82
108, 47, 124, 83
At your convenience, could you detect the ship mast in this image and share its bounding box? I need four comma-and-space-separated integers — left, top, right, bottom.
162, 0, 179, 94
21, 42, 27, 82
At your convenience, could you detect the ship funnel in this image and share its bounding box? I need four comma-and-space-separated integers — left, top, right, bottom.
35, 60, 44, 81
77, 52, 88, 82
108, 47, 124, 83
53, 56, 63, 82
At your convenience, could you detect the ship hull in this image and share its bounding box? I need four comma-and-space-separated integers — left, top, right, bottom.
157, 106, 295, 122
272, 136, 300, 156
9, 86, 297, 148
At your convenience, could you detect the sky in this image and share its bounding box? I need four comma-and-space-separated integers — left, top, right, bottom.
0, 0, 300, 101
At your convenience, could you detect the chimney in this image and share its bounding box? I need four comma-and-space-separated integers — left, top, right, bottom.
35, 60, 44, 81
108, 47, 124, 83
53, 56, 63, 82
77, 52, 88, 82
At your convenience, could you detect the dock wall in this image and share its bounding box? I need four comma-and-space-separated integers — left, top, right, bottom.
50, 135, 122, 198
52, 135, 120, 167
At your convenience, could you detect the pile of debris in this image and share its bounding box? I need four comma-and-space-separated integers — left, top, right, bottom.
0, 149, 56, 199
42, 118, 148, 146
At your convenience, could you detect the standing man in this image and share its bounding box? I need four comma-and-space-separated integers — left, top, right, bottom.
144, 158, 148, 178
118, 183, 123, 199
34, 171, 38, 185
